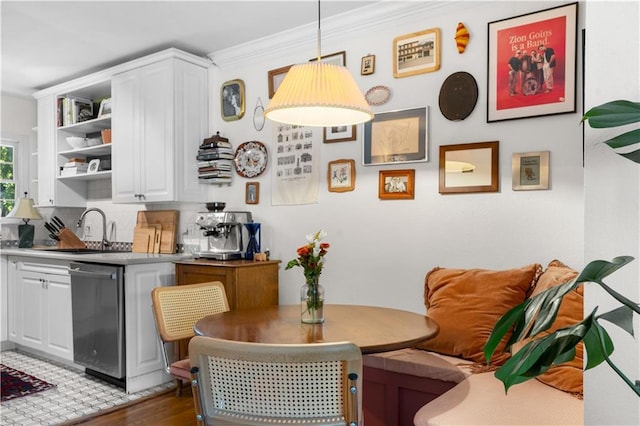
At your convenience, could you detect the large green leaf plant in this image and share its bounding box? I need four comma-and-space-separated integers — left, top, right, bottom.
484, 100, 640, 396
581, 100, 640, 163
484, 256, 640, 396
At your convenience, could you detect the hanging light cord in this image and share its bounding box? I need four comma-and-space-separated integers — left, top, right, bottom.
316, 0, 322, 62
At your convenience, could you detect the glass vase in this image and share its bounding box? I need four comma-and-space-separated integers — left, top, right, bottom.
300, 280, 324, 324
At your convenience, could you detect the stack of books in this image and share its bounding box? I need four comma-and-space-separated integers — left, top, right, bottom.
197, 133, 234, 184
57, 96, 93, 127
60, 158, 88, 177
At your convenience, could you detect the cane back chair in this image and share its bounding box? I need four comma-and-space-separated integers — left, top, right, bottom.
189, 336, 363, 425
151, 281, 230, 396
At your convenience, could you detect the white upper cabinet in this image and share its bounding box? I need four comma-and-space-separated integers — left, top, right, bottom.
33, 48, 209, 207
111, 55, 209, 204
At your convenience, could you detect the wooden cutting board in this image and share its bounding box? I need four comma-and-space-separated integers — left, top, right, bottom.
136, 210, 179, 253
132, 226, 154, 253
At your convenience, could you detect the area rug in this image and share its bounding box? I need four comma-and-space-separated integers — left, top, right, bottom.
1, 363, 56, 402
1, 350, 175, 426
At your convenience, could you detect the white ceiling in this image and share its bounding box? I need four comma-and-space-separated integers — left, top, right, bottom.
1, 0, 373, 96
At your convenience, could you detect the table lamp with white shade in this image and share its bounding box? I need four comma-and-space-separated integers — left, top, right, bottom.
7, 192, 43, 248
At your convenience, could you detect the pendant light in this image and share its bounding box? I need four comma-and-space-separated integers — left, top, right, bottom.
264, 0, 373, 127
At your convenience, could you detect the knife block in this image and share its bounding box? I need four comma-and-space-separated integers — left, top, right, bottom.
57, 228, 87, 249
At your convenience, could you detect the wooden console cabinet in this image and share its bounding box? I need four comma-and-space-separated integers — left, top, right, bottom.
174, 259, 280, 309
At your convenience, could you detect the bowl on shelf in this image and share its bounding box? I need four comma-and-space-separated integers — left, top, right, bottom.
206, 202, 226, 212
86, 137, 103, 147
66, 136, 88, 149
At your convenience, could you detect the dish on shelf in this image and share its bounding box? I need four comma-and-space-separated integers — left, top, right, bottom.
234, 141, 268, 178
66, 136, 88, 149
365, 85, 391, 106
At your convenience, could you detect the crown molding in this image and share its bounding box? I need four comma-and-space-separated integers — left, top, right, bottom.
209, 1, 456, 68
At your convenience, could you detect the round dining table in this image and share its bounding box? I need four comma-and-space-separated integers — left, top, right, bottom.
194, 304, 439, 354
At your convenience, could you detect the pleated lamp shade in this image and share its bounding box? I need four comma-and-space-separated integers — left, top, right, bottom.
264, 61, 373, 127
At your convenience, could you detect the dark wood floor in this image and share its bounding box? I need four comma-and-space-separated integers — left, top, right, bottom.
73, 385, 198, 425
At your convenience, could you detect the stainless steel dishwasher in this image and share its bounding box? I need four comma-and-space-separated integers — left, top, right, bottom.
69, 262, 125, 388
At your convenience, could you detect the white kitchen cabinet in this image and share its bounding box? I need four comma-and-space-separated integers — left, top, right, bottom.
111, 54, 208, 204
7, 257, 74, 361
124, 261, 174, 393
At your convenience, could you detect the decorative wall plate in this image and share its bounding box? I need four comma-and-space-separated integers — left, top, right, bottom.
438, 71, 478, 121
234, 141, 268, 178
365, 85, 391, 106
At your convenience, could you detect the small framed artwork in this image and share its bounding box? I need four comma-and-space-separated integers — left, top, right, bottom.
327, 159, 356, 193
309, 51, 346, 66
439, 141, 499, 194
512, 151, 550, 190
87, 159, 100, 174
393, 28, 441, 78
361, 54, 375, 75
487, 2, 578, 122
221, 79, 245, 122
245, 182, 260, 204
378, 169, 415, 200
324, 125, 356, 143
268, 65, 292, 98
363, 107, 428, 166
97, 98, 112, 118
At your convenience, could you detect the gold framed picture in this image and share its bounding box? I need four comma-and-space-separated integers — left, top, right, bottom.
221, 79, 245, 121
393, 28, 441, 78
245, 182, 260, 204
439, 141, 499, 194
327, 159, 355, 193
512, 151, 550, 190
361, 54, 375, 75
378, 169, 415, 200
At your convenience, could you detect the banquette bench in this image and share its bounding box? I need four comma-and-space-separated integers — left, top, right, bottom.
362, 261, 584, 425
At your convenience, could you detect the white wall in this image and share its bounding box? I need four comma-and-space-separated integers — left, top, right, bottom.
584, 1, 640, 424
1, 93, 37, 344
205, 1, 585, 315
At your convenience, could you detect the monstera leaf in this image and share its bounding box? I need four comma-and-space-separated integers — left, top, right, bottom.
582, 100, 640, 163
484, 256, 640, 396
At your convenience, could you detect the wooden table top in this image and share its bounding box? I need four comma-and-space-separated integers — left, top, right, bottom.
194, 304, 439, 354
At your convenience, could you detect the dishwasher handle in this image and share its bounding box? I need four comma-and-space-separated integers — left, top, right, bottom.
68, 267, 117, 280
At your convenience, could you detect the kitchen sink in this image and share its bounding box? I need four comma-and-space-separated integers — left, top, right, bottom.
40, 248, 131, 254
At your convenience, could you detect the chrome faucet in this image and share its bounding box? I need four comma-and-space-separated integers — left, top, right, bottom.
77, 208, 110, 250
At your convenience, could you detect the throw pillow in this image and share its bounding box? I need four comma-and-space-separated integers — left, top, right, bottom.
416, 264, 542, 365
512, 259, 583, 395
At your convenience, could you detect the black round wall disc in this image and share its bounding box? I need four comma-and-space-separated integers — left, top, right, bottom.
438, 71, 478, 121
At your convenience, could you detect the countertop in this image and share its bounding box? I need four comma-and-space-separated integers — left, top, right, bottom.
0, 248, 193, 265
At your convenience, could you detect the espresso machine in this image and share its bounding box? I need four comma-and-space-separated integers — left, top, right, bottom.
194, 209, 253, 260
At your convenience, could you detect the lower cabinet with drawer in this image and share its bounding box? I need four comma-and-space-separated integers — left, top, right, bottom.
7, 257, 74, 361
174, 259, 280, 309
174, 259, 280, 358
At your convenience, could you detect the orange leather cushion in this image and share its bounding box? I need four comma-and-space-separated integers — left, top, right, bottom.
513, 260, 583, 395
417, 264, 541, 365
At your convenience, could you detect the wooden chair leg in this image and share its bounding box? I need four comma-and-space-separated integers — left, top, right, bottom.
175, 378, 183, 396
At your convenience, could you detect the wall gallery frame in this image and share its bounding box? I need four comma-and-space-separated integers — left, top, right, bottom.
245, 182, 260, 204
393, 28, 441, 78
309, 50, 346, 66
363, 107, 428, 166
512, 151, 549, 190
379, 169, 415, 200
324, 125, 356, 143
486, 2, 578, 122
327, 159, 355, 193
439, 141, 499, 194
267, 65, 292, 99
221, 79, 245, 121
361, 54, 375, 75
